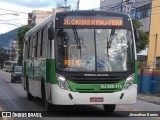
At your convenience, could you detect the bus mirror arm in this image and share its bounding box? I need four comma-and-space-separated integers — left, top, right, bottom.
133, 25, 140, 42
48, 26, 54, 40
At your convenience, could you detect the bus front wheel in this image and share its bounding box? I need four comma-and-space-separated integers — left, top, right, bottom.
103, 104, 116, 112
41, 80, 52, 111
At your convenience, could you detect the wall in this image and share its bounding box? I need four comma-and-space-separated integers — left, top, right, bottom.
147, 0, 160, 68
100, 0, 123, 12
138, 68, 160, 94
138, 17, 150, 32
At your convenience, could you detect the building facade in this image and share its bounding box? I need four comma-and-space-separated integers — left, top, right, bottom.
27, 9, 65, 26
147, 0, 160, 68
100, 0, 151, 32
27, 10, 53, 26
131, 0, 151, 32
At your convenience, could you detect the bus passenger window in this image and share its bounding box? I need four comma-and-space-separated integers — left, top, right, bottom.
34, 32, 38, 57
42, 27, 47, 57
25, 41, 28, 59
40, 28, 44, 57
37, 31, 41, 57
28, 37, 30, 59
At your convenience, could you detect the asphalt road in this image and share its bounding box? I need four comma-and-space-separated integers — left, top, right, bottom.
0, 70, 160, 120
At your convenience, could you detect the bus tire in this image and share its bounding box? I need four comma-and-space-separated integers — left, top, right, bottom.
103, 104, 116, 112
41, 79, 52, 111
26, 77, 33, 101
11, 77, 15, 83
11, 77, 13, 83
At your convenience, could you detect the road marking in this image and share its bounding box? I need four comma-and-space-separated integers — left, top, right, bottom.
0, 106, 7, 120
117, 105, 160, 119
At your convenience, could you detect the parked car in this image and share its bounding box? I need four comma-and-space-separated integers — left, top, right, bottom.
11, 66, 22, 83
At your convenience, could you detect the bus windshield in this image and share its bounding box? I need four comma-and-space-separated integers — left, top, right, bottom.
56, 28, 134, 72
15, 66, 22, 72
4, 62, 12, 66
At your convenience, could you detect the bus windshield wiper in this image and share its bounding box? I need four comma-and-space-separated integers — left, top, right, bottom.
107, 27, 115, 49
107, 27, 115, 59
72, 25, 82, 58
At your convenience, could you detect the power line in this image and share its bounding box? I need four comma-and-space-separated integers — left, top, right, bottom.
100, 0, 127, 9
100, 0, 151, 10
0, 16, 50, 22
0, 20, 25, 26
100, 0, 160, 11
0, 8, 28, 14
130, 4, 160, 13
0, 18, 28, 21
101, 0, 160, 18
0, 22, 22, 27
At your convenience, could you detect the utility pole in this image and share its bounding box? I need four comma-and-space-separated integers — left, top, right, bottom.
154, 34, 158, 69
77, 0, 80, 10
62, 0, 70, 11
64, 0, 67, 10
123, 0, 132, 15
121, 0, 123, 13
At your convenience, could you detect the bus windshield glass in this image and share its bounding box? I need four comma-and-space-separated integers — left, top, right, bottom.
56, 28, 133, 72
15, 66, 22, 72
4, 62, 11, 66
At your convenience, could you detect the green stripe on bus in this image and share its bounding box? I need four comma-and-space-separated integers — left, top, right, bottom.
133, 60, 138, 84
46, 59, 58, 84
67, 80, 125, 92
23, 62, 26, 77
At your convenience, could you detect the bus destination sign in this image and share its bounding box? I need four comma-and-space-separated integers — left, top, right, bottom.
63, 16, 123, 26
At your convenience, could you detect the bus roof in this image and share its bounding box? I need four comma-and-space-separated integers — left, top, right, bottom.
4, 61, 17, 63
56, 10, 129, 17
25, 10, 129, 39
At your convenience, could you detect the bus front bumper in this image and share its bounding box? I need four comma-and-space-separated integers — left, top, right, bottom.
51, 84, 137, 105
3, 68, 11, 72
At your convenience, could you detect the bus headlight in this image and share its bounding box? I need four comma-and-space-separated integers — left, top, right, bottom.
123, 74, 134, 90
56, 74, 70, 90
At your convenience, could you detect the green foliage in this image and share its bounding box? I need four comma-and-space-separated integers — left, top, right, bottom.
132, 19, 149, 53
17, 25, 31, 65
0, 47, 9, 68
136, 30, 149, 53
132, 19, 143, 28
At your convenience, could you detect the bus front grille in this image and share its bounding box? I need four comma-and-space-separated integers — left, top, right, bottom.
67, 76, 125, 84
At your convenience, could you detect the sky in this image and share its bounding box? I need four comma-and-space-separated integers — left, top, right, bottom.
0, 0, 100, 34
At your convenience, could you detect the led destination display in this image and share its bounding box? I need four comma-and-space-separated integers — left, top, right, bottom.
63, 16, 123, 26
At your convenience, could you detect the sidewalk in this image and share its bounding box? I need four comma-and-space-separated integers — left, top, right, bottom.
137, 93, 160, 105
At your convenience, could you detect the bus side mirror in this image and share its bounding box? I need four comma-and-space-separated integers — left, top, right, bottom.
133, 25, 140, 41
48, 26, 54, 40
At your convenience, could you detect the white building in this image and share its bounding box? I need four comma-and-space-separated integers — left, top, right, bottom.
27, 9, 64, 26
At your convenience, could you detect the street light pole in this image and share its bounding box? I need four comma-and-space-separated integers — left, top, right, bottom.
64, 0, 67, 10
154, 34, 158, 69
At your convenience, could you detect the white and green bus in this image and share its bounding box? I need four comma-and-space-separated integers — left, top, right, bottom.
3, 61, 17, 72
22, 10, 139, 112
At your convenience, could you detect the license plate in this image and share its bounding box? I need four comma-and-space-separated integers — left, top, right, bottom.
90, 97, 104, 102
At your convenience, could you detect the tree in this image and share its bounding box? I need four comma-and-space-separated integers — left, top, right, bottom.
0, 47, 9, 68
17, 25, 31, 65
132, 19, 149, 53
